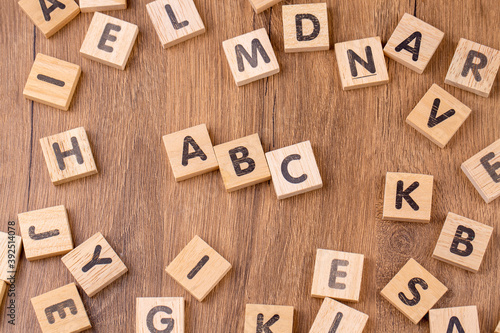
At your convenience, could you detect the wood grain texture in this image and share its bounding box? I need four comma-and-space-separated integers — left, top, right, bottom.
2, 0, 500, 332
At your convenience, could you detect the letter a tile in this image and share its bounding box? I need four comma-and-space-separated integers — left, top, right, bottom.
309, 298, 368, 333
31, 283, 91, 333
244, 304, 293, 333
311, 249, 364, 302
136, 297, 184, 333
429, 306, 480, 333
62, 232, 128, 297
40, 127, 98, 185
380, 258, 447, 324
222, 28, 279, 86
165, 235, 231, 302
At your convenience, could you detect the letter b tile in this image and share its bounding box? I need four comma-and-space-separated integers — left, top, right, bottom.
136, 297, 184, 333
244, 304, 294, 333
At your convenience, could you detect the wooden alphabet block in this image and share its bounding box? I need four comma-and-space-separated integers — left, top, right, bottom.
429, 306, 480, 333
80, 12, 139, 70
18, 205, 74, 261
383, 13, 444, 74
248, 0, 282, 14
79, 0, 126, 12
380, 258, 447, 324
334, 37, 389, 90
23, 54, 81, 111
309, 297, 368, 333
445, 38, 500, 97
213, 133, 271, 192
432, 213, 493, 273
61, 232, 128, 297
282, 3, 329, 53
0, 232, 22, 283
382, 172, 434, 223
461, 138, 500, 203
40, 127, 98, 185
165, 235, 231, 302
163, 124, 219, 181
0, 280, 7, 305
136, 297, 184, 333
311, 249, 364, 302
18, 0, 80, 38
222, 28, 279, 86
244, 304, 293, 333
406, 84, 471, 148
31, 283, 91, 333
265, 141, 323, 199
147, 0, 205, 49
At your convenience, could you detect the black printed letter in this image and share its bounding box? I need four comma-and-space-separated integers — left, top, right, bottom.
328, 312, 343, 333
187, 255, 209, 279
295, 14, 320, 41
52, 137, 84, 171
165, 4, 189, 30
182, 136, 207, 166
427, 98, 455, 128
347, 46, 376, 77
395, 181, 419, 211
398, 277, 428, 306
98, 23, 122, 53
229, 146, 255, 176
461, 50, 488, 82
450, 225, 475, 257
328, 259, 349, 290
29, 226, 60, 240
39, 0, 66, 22
256, 313, 280, 333
235, 39, 270, 72
45, 299, 77, 324
82, 245, 113, 272
281, 154, 307, 184
395, 31, 422, 61
146, 306, 174, 333
446, 316, 465, 333
480, 152, 500, 183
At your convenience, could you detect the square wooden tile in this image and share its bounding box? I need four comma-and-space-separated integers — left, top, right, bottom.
309, 297, 368, 333
244, 304, 293, 333
311, 249, 364, 302
382, 172, 434, 223
80, 12, 139, 70
265, 141, 323, 199
136, 297, 184, 333
282, 3, 329, 53
432, 212, 493, 273
23, 54, 81, 111
380, 258, 447, 324
248, 0, 282, 14
40, 127, 98, 185
429, 306, 479, 333
222, 28, 279, 86
18, 205, 74, 261
0, 231, 22, 283
163, 124, 219, 181
461, 138, 500, 203
80, 0, 126, 12
445, 38, 500, 97
165, 235, 231, 302
383, 13, 444, 74
31, 283, 91, 333
61, 232, 128, 297
146, 0, 205, 49
406, 84, 471, 148
334, 37, 389, 90
18, 0, 80, 38
213, 133, 271, 192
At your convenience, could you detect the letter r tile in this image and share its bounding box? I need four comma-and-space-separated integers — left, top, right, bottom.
311, 249, 364, 302
62, 232, 128, 297
165, 235, 231, 302
244, 304, 294, 333
136, 297, 184, 333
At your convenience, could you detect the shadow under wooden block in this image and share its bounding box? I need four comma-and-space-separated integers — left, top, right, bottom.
244, 304, 293, 333
18, 205, 74, 261
432, 212, 493, 273
311, 249, 364, 302
380, 258, 447, 324
282, 3, 329, 53
40, 127, 98, 185
429, 306, 480, 333
0, 232, 22, 284
265, 141, 322, 199
18, 0, 80, 38
31, 283, 91, 333
165, 235, 231, 302
147, 0, 205, 49
222, 28, 279, 86
80, 0, 126, 12
136, 297, 184, 333
248, 0, 282, 14
80, 12, 139, 70
61, 232, 128, 297
406, 84, 471, 148
444, 38, 500, 97
163, 124, 219, 181
334, 37, 389, 90
23, 54, 81, 111
382, 172, 434, 223
214, 133, 271, 192
461, 138, 500, 203
309, 298, 368, 333
384, 13, 444, 74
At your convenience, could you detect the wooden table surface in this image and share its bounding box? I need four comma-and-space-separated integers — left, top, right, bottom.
1, 0, 499, 331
